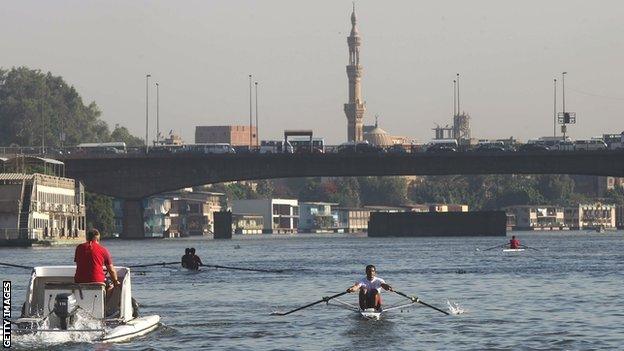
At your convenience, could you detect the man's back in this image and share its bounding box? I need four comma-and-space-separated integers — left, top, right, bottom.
74, 241, 112, 283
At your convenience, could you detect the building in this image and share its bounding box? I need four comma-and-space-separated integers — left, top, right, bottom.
232, 214, 264, 234
428, 204, 469, 213
195, 125, 257, 146
0, 157, 86, 246
565, 204, 616, 230
232, 199, 299, 234
505, 206, 566, 230
143, 196, 172, 238
299, 202, 339, 233
169, 191, 224, 236
363, 117, 411, 146
334, 207, 370, 233
343, 5, 366, 142
453, 113, 471, 143
617, 205, 624, 229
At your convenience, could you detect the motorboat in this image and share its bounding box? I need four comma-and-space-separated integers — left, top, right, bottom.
14, 266, 160, 343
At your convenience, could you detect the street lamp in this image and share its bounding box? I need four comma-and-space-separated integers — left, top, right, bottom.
145, 74, 151, 153
156, 82, 160, 144
553, 78, 557, 138
255, 81, 259, 147
249, 74, 253, 148
561, 72, 567, 139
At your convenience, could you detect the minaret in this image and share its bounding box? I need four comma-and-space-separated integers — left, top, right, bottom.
343, 3, 366, 142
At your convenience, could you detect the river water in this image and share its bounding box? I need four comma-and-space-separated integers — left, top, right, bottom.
2, 231, 623, 350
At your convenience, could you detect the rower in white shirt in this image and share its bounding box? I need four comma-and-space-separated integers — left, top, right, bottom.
346, 265, 394, 311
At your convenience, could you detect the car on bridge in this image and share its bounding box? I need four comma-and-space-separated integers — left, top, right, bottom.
516, 143, 550, 152
337, 141, 384, 153
180, 143, 236, 154
574, 139, 607, 151
425, 139, 458, 153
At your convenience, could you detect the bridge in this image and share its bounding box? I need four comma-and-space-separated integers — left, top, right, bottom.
58, 150, 624, 238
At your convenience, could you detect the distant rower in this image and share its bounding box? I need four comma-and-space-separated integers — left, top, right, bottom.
509, 235, 521, 249
181, 248, 192, 268
347, 265, 394, 311
187, 248, 203, 270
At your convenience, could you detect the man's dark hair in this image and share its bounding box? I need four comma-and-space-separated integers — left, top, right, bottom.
366, 264, 376, 272
86, 228, 100, 241
185, 248, 190, 254
190, 248, 196, 254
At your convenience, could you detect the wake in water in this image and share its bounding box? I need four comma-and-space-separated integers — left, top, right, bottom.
13, 309, 103, 348
446, 300, 465, 315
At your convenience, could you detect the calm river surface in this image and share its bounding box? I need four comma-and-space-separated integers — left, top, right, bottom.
2, 231, 623, 350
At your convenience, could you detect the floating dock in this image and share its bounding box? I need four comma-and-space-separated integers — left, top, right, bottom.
368, 211, 507, 237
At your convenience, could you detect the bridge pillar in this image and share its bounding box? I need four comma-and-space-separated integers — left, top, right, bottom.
122, 199, 145, 239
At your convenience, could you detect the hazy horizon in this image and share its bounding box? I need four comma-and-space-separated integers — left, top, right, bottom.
2, 0, 623, 144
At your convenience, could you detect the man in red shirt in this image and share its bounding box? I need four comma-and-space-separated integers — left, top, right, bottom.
74, 228, 120, 292
509, 235, 521, 249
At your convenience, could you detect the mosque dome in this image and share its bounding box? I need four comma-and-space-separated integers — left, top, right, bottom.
364, 126, 393, 146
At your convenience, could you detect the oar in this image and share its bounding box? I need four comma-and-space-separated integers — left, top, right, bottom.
393, 290, 449, 316
128, 261, 179, 268
271, 291, 348, 316
520, 244, 540, 251
201, 263, 284, 273
481, 244, 506, 251
0, 262, 33, 270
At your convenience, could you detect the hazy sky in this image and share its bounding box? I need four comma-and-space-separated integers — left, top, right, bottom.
2, 0, 624, 144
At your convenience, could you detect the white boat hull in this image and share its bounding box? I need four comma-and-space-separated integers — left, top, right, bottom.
359, 308, 381, 320
102, 315, 160, 343
503, 248, 525, 252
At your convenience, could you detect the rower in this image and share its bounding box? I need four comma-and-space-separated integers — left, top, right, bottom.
346, 265, 394, 311
181, 248, 192, 268
509, 235, 521, 249
187, 247, 203, 270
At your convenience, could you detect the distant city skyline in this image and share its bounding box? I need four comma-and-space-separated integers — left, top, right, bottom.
1, 0, 623, 144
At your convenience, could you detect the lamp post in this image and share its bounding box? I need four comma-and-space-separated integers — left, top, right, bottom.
156, 82, 160, 144
453, 79, 457, 116
553, 78, 557, 138
456, 73, 460, 114
561, 72, 567, 139
249, 74, 253, 148
255, 81, 259, 147
145, 74, 151, 153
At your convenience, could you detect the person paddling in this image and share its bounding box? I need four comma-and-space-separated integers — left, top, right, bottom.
181, 248, 192, 268
509, 235, 521, 249
187, 247, 203, 270
346, 265, 394, 312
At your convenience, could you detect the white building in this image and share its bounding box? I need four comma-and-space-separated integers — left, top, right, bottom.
232, 199, 298, 234
299, 202, 338, 233
0, 170, 86, 246
505, 205, 566, 230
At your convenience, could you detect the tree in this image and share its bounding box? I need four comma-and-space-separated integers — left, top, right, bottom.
359, 176, 408, 206
0, 67, 110, 147
85, 192, 115, 237
110, 125, 144, 147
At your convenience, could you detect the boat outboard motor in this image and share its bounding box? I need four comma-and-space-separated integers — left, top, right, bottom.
53, 293, 78, 330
